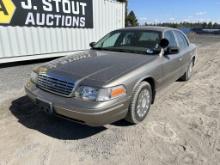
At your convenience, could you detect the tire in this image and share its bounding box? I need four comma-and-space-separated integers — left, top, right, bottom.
125, 81, 152, 124
180, 60, 194, 81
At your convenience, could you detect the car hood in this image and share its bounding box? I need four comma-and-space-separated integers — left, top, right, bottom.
41, 50, 157, 83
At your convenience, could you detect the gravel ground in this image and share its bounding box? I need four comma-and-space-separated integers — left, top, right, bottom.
0, 35, 220, 165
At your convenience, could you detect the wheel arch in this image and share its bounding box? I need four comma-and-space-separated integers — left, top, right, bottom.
133, 76, 156, 104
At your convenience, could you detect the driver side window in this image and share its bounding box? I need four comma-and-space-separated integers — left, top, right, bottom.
120, 32, 135, 46
164, 31, 177, 47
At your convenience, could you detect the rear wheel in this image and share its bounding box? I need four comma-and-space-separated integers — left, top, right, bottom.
180, 60, 194, 81
126, 82, 152, 124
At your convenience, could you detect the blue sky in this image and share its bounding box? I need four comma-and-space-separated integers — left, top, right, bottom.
128, 0, 220, 24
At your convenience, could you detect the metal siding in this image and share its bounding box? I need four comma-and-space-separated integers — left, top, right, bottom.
0, 0, 125, 62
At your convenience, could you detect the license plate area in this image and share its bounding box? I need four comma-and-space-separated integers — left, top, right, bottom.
36, 98, 53, 114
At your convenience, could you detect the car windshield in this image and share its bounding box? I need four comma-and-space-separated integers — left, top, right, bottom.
93, 30, 162, 55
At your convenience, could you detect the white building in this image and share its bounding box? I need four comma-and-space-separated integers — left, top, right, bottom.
0, 0, 125, 63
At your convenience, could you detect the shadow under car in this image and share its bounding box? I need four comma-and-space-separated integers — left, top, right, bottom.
9, 96, 106, 140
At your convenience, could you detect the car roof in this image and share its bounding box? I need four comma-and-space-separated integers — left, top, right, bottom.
118, 26, 177, 32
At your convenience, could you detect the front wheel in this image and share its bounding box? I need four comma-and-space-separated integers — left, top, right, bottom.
126, 82, 152, 124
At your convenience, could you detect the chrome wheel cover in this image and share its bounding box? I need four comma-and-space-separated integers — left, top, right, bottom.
136, 89, 151, 118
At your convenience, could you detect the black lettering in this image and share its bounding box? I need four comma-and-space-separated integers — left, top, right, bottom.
0, 0, 8, 15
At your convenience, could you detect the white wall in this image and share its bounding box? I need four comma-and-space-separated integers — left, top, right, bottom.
0, 0, 125, 63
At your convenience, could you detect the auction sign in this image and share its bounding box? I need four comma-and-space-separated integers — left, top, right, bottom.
0, 0, 93, 28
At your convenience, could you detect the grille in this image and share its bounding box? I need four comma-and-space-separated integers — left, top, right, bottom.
37, 74, 75, 97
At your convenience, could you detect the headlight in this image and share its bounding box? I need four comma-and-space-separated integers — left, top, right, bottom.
31, 71, 38, 83
76, 85, 126, 102
76, 86, 98, 101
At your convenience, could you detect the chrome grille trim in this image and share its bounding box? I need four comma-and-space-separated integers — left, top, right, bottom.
37, 73, 75, 97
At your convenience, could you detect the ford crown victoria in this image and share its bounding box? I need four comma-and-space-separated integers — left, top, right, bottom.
25, 27, 197, 126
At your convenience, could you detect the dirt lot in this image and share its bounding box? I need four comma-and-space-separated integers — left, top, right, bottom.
0, 35, 220, 165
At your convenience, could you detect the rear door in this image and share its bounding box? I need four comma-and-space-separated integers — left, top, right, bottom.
173, 30, 192, 76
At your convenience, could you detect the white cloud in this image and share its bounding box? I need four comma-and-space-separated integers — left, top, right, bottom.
139, 17, 148, 22
169, 17, 176, 21
154, 19, 159, 23
183, 19, 190, 22
182, 16, 193, 22
139, 17, 148, 25
181, 17, 216, 23
139, 17, 147, 21
195, 11, 207, 16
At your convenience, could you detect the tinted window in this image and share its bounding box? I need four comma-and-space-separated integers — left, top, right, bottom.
164, 31, 177, 47
139, 32, 160, 42
174, 31, 189, 49
118, 31, 160, 48
120, 32, 135, 46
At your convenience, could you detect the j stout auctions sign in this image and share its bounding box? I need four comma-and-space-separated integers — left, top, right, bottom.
0, 0, 93, 28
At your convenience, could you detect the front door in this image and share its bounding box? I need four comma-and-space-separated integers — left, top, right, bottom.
158, 31, 183, 88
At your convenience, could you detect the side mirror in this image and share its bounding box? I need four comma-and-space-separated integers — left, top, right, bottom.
167, 47, 179, 54
89, 42, 96, 48
159, 38, 169, 48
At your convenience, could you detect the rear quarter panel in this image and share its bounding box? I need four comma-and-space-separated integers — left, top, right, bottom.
183, 43, 197, 71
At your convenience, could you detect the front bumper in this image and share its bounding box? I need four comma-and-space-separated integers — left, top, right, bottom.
25, 81, 130, 126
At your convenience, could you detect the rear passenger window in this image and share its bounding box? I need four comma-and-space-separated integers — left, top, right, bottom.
164, 31, 177, 47
174, 31, 189, 49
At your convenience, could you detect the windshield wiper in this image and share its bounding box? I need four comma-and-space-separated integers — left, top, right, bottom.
92, 47, 126, 53
92, 47, 118, 51
114, 49, 144, 54
93, 47, 146, 54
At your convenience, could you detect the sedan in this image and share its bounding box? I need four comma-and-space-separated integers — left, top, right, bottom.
25, 26, 197, 126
